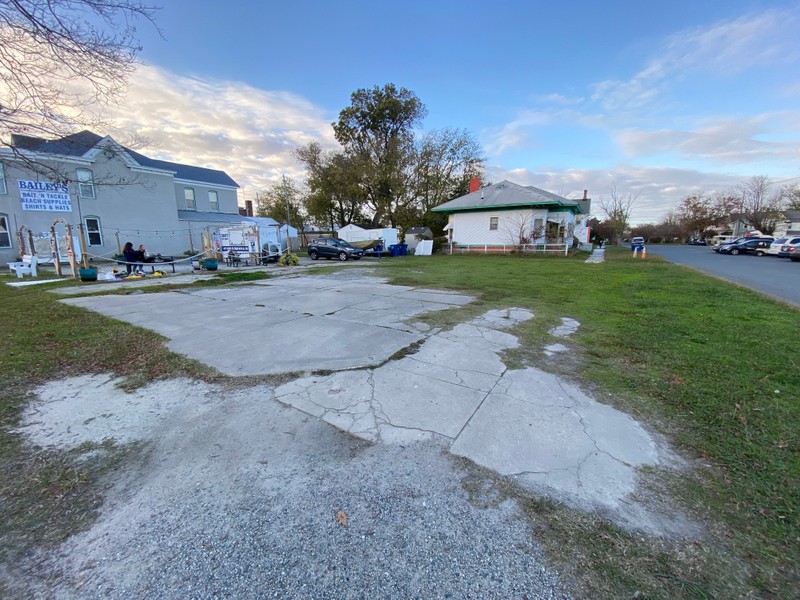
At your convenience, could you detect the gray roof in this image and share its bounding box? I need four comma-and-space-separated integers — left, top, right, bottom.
177, 212, 280, 227
13, 130, 238, 188
783, 210, 800, 221
432, 180, 583, 214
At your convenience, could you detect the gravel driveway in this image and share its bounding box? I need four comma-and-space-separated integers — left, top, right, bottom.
10, 377, 569, 599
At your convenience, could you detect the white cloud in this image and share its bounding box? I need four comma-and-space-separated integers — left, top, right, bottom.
591, 8, 799, 111
614, 113, 800, 164
482, 108, 568, 155
486, 163, 748, 225
99, 64, 338, 195
532, 93, 585, 106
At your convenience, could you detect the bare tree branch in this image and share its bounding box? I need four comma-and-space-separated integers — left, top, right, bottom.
599, 183, 639, 242
0, 0, 160, 148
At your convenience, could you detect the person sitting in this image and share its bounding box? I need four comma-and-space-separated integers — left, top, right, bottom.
122, 242, 139, 274
137, 244, 155, 263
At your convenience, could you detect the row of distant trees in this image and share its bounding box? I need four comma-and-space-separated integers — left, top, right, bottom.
591, 176, 800, 243
255, 84, 486, 237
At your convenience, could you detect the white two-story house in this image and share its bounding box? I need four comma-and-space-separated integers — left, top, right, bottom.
0, 131, 241, 264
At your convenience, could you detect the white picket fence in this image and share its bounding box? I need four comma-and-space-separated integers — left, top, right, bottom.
450, 243, 568, 255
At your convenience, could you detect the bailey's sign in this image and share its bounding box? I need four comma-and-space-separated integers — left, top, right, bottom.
18, 180, 72, 212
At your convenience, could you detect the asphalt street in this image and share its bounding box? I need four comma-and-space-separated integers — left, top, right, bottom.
643, 244, 800, 308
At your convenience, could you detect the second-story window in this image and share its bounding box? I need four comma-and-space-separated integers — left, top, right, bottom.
77, 169, 95, 199
185, 187, 196, 210
0, 163, 7, 195
209, 190, 219, 211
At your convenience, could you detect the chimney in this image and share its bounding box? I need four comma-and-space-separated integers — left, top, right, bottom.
583, 189, 588, 200
469, 178, 481, 193
245, 200, 253, 217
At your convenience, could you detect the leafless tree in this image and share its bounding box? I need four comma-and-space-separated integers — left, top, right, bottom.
1, 0, 159, 149
599, 183, 640, 243
778, 183, 800, 210
500, 212, 532, 251
500, 211, 549, 251
738, 175, 784, 234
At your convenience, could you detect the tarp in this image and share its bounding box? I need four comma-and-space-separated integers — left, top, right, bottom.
349, 239, 382, 249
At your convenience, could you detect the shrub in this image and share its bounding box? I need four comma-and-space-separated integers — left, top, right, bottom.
280, 253, 299, 266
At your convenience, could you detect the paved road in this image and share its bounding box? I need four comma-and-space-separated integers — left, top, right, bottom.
644, 245, 800, 308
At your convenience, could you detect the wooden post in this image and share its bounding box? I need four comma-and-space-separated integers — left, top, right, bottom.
16, 228, 26, 256
27, 229, 35, 257
50, 226, 62, 277
77, 223, 89, 268
189, 230, 195, 254
65, 224, 78, 278
115, 231, 122, 255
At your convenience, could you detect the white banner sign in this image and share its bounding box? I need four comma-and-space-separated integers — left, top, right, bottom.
18, 180, 72, 212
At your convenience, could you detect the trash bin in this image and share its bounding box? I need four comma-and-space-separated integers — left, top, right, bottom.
398, 244, 408, 256
388, 244, 400, 257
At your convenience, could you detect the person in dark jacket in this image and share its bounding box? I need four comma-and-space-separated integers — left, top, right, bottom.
122, 241, 139, 274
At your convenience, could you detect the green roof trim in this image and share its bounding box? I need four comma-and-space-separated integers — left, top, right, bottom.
432, 201, 581, 214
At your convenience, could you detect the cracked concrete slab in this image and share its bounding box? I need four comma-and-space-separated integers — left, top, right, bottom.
549, 317, 580, 337
58, 271, 686, 533
61, 274, 474, 376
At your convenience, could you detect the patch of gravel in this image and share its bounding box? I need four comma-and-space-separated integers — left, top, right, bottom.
7, 378, 571, 599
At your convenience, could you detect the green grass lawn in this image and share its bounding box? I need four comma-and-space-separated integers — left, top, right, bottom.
0, 252, 797, 598
369, 248, 798, 597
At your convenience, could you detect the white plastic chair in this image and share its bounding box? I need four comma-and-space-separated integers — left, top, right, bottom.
15, 255, 38, 279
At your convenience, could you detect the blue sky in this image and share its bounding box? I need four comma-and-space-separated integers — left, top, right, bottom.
101, 0, 800, 223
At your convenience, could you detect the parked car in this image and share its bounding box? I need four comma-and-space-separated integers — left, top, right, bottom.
714, 236, 747, 252
767, 236, 800, 256
630, 237, 645, 250
716, 236, 772, 254
778, 243, 800, 261
720, 238, 773, 256
686, 237, 707, 245
307, 238, 365, 261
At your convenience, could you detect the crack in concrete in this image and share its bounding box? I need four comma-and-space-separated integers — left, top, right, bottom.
570, 406, 638, 469
397, 358, 500, 389
452, 365, 508, 443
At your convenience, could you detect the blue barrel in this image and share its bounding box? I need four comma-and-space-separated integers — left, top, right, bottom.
399, 244, 408, 256
388, 244, 400, 257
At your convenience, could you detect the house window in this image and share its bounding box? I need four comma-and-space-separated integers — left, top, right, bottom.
85, 217, 103, 246
76, 169, 95, 199
184, 187, 196, 210
489, 216, 498, 231
208, 190, 219, 211
0, 163, 7, 195
533, 218, 544, 237
0, 214, 11, 248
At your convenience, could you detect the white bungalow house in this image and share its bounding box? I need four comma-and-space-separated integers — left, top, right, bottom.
0, 130, 240, 264
432, 180, 590, 253
774, 210, 800, 237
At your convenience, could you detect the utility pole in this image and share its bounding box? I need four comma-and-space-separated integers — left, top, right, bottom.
283, 174, 292, 251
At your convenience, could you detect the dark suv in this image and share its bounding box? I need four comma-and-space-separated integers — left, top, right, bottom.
307, 238, 365, 261
720, 238, 773, 256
